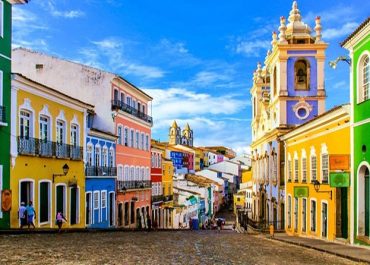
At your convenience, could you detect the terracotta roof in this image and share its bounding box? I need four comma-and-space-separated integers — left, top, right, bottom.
341, 17, 370, 47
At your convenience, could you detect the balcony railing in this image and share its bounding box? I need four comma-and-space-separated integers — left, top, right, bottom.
0, 106, 5, 123
152, 195, 164, 203
85, 166, 117, 177
111, 100, 153, 125
117, 180, 151, 191
17, 137, 83, 160
164, 195, 173, 202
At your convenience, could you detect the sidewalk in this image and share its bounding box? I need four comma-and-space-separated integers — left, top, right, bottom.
268, 233, 370, 263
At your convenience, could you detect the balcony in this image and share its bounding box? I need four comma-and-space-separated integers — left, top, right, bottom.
17, 137, 83, 160
164, 194, 173, 202
0, 106, 5, 124
117, 180, 151, 191
111, 100, 153, 125
85, 166, 117, 177
152, 195, 164, 203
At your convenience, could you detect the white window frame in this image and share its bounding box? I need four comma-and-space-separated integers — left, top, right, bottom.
86, 143, 93, 166
95, 145, 101, 167
117, 125, 123, 145
124, 127, 129, 146
85, 191, 92, 226
70, 123, 79, 146
39, 115, 50, 141
93, 190, 99, 224
310, 198, 317, 232
287, 154, 292, 182
130, 129, 134, 147
56, 119, 66, 144
55, 183, 67, 221
20, 110, 32, 139
38, 180, 52, 226
357, 51, 370, 103
294, 152, 299, 182
310, 147, 317, 182
301, 149, 307, 182
135, 130, 139, 149
0, 1, 3, 39
102, 146, 108, 167
101, 190, 107, 221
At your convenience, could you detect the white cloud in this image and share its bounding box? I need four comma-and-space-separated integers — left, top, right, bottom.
323, 22, 359, 40
193, 71, 232, 86
332, 81, 347, 90
146, 87, 247, 119
235, 40, 270, 57
78, 37, 166, 79
39, 1, 85, 19
12, 7, 49, 50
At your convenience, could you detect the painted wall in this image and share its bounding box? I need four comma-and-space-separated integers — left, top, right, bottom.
10, 86, 87, 229
0, 0, 12, 228
285, 108, 350, 241
351, 33, 370, 245
85, 178, 115, 228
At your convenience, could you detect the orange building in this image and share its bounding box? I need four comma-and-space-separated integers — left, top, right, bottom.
112, 77, 153, 229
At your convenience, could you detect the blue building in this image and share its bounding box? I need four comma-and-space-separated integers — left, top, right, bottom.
85, 127, 117, 228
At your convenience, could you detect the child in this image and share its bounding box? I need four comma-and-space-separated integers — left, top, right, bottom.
56, 211, 67, 233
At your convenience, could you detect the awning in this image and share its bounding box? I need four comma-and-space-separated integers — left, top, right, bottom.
187, 195, 198, 205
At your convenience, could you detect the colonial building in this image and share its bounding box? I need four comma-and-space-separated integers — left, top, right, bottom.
10, 74, 92, 228
250, 1, 327, 229
281, 105, 350, 241
112, 77, 153, 229
0, 0, 28, 229
151, 145, 164, 226
342, 17, 370, 245
85, 125, 117, 228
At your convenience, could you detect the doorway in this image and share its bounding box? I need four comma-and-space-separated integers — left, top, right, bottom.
322, 202, 328, 238
109, 193, 114, 227
280, 203, 285, 230
56, 185, 65, 215
336, 188, 348, 239
39, 182, 50, 223
70, 187, 78, 225
20, 181, 33, 206
86, 193, 92, 226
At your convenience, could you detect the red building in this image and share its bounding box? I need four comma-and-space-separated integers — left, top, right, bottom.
151, 146, 163, 225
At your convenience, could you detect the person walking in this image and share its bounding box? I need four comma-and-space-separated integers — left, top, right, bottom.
26, 201, 36, 229
18, 202, 27, 229
147, 215, 152, 232
56, 211, 67, 233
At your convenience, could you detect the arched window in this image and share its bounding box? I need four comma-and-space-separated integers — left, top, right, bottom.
95, 145, 101, 167
310, 147, 317, 182
294, 59, 310, 90
117, 125, 122, 145
358, 54, 369, 103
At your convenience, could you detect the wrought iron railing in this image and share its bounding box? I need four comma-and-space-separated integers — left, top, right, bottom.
17, 137, 83, 160
0, 106, 5, 123
111, 100, 153, 125
85, 166, 117, 176
117, 180, 151, 191
152, 195, 164, 203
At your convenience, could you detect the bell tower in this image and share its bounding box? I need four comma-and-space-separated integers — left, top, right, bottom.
169, 120, 181, 145
182, 123, 193, 147
264, 1, 327, 129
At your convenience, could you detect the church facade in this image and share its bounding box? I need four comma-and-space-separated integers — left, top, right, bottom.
169, 121, 194, 147
250, 1, 327, 229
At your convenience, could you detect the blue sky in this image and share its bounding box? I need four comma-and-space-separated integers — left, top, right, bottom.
12, 0, 370, 154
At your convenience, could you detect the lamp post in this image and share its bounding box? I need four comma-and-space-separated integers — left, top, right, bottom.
53, 164, 69, 183
329, 56, 351, 69
312, 180, 332, 200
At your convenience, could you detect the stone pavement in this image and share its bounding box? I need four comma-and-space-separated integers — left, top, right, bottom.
0, 230, 366, 265
269, 233, 370, 264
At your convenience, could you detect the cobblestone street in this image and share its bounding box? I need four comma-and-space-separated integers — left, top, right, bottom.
0, 231, 365, 265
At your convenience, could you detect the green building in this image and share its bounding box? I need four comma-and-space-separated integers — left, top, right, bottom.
342, 17, 370, 246
0, 0, 27, 229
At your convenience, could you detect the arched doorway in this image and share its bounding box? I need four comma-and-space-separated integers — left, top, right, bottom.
358, 165, 370, 236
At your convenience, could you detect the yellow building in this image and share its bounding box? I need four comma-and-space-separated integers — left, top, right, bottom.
162, 158, 174, 206
10, 74, 93, 229
233, 194, 245, 215
241, 168, 252, 183
281, 104, 350, 241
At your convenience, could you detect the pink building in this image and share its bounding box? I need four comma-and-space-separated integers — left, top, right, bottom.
112, 77, 153, 229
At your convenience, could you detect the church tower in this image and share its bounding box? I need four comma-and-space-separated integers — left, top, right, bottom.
264, 1, 327, 131
182, 123, 193, 147
169, 120, 181, 145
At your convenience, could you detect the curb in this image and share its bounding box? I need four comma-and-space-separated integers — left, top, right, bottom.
269, 236, 370, 264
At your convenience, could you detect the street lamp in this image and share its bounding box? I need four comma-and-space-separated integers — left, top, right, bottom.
312, 180, 332, 200
329, 56, 351, 69
53, 164, 69, 183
